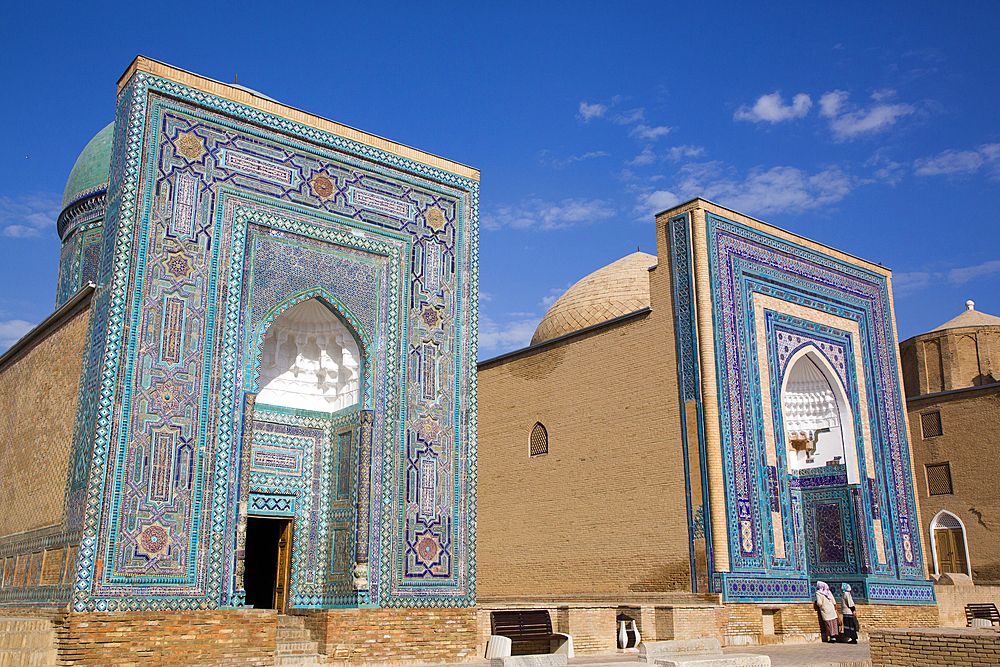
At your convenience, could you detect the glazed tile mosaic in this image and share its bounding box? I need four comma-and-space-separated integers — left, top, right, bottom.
669, 207, 932, 604
49, 58, 477, 612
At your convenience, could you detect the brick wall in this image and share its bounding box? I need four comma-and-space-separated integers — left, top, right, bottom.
870, 627, 1000, 666
0, 301, 91, 538
907, 387, 1000, 580
719, 603, 938, 646
934, 584, 1000, 627
293, 607, 476, 663
55, 610, 276, 666
476, 254, 693, 598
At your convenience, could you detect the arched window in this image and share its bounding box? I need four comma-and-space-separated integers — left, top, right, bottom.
930, 510, 971, 577
256, 298, 361, 413
779, 346, 860, 483
529, 423, 548, 457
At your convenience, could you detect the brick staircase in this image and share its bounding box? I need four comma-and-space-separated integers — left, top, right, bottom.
276, 615, 328, 666
0, 617, 57, 667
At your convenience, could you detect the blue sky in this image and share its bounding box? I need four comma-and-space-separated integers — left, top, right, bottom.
2, 2, 998, 359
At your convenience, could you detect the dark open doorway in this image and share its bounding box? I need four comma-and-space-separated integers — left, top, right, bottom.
244, 517, 293, 610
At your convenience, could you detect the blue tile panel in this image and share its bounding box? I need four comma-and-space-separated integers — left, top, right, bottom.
671, 210, 930, 604
68, 70, 477, 611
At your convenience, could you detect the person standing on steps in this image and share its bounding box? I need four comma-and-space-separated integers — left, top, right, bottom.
815, 581, 839, 642
840, 583, 859, 644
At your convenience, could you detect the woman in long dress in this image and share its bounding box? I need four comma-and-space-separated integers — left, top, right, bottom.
840, 583, 859, 644
815, 581, 839, 642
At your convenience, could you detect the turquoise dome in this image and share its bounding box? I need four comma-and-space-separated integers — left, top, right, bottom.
62, 122, 114, 209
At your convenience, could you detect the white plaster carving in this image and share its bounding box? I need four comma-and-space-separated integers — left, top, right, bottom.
256, 298, 361, 413
781, 353, 849, 472
352, 561, 370, 590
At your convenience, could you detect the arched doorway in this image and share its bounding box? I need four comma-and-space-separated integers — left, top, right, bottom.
930, 511, 971, 577
242, 297, 363, 611
780, 346, 862, 577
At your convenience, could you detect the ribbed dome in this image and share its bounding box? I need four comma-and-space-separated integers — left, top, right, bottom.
932, 300, 1000, 331
62, 122, 114, 210
531, 251, 655, 345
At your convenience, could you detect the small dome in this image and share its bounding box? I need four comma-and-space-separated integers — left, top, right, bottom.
531, 251, 655, 345
62, 122, 114, 210
931, 300, 1000, 331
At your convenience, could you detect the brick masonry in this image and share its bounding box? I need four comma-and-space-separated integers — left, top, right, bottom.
55, 611, 277, 666
292, 607, 477, 663
0, 302, 91, 538
718, 602, 937, 646
476, 253, 691, 598
869, 627, 1000, 666
900, 320, 1000, 581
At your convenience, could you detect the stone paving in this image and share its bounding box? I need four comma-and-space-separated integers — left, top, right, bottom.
411, 643, 872, 667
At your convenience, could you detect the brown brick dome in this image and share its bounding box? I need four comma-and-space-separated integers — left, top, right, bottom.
530, 251, 656, 345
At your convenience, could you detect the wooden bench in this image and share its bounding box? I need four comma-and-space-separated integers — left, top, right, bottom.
486, 610, 573, 658
965, 603, 1000, 627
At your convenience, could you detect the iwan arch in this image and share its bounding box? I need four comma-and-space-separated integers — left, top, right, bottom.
0, 56, 478, 664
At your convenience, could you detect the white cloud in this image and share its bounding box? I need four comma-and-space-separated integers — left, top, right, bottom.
673, 162, 854, 216
634, 190, 681, 218
949, 260, 1000, 285
865, 150, 906, 185
914, 144, 1000, 177
892, 271, 935, 295
819, 90, 915, 141
629, 124, 672, 141
0, 192, 61, 238
578, 102, 607, 122
891, 259, 1000, 296
819, 90, 849, 118
551, 151, 611, 168
613, 108, 645, 125
629, 145, 705, 167
482, 198, 616, 231
734, 92, 812, 123
664, 145, 705, 162
478, 313, 541, 355
627, 147, 657, 166
0, 319, 33, 351
540, 287, 567, 309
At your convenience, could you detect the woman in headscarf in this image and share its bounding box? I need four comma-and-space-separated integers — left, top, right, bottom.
840, 583, 858, 644
814, 581, 838, 642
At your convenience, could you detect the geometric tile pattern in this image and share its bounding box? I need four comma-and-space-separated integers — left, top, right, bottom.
670, 209, 929, 603
69, 66, 477, 611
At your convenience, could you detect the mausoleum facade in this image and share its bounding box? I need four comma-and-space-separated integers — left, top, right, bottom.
477, 199, 937, 648
0, 56, 479, 663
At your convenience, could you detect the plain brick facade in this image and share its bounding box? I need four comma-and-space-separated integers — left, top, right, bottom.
869, 627, 1000, 667
0, 300, 91, 538
901, 323, 1000, 580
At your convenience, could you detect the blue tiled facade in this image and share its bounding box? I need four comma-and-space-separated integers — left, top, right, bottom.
5, 58, 478, 612
669, 206, 934, 605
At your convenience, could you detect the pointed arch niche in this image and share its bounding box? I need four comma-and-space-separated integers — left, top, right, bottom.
255, 298, 362, 413
779, 345, 861, 484
930, 510, 972, 577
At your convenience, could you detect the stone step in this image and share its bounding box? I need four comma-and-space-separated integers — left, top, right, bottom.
0, 621, 51, 634
274, 653, 326, 666
277, 639, 320, 654
0, 618, 57, 667
277, 614, 307, 628
654, 654, 770, 667
0, 648, 58, 667
0, 630, 56, 651
277, 628, 312, 640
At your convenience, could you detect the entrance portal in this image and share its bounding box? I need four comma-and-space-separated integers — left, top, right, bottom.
244, 517, 293, 611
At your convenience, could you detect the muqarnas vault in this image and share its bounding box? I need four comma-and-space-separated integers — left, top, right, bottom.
0, 56, 478, 614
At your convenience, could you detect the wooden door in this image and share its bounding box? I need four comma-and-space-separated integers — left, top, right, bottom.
274, 520, 293, 612
935, 527, 968, 575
